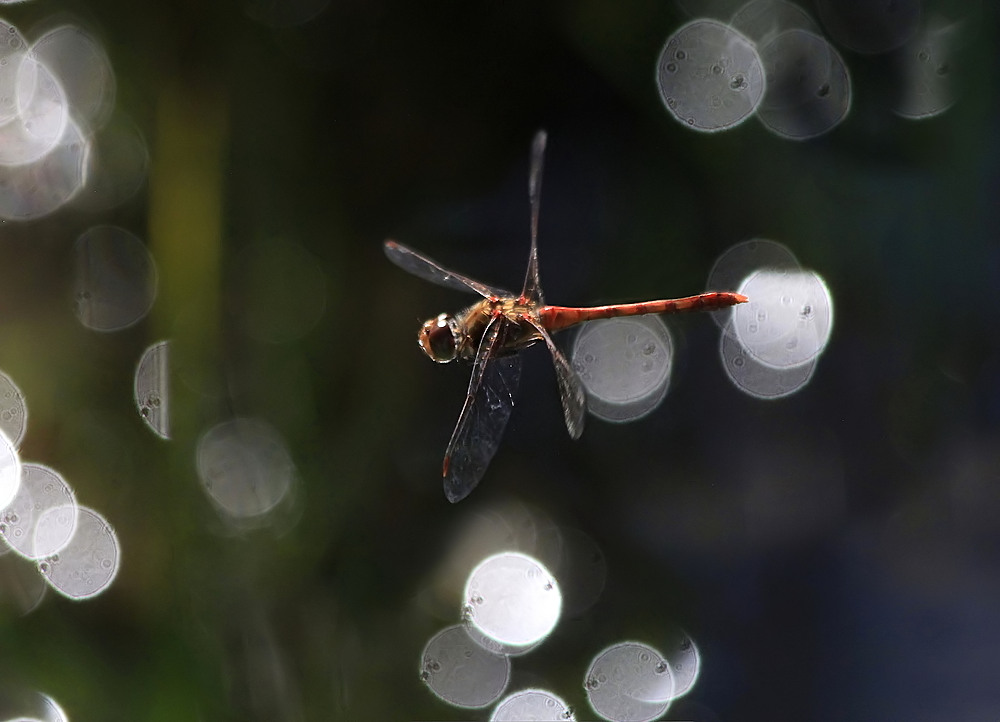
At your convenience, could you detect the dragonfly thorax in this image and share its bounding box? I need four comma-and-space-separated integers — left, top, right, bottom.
418, 313, 460, 363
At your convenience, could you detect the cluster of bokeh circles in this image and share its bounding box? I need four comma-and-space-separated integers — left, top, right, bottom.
0, 19, 147, 220
0, 366, 121, 608
565, 238, 832, 419
657, 0, 966, 137
710, 239, 833, 399
0, 12, 323, 718
418, 502, 702, 721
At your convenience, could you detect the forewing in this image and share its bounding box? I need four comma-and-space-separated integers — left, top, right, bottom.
527, 318, 586, 439
442, 318, 522, 502
520, 130, 546, 305
383, 239, 504, 298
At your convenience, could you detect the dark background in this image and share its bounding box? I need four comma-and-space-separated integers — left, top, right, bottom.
0, 0, 997, 720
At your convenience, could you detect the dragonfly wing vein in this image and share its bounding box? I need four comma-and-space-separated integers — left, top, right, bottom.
383, 240, 505, 298
443, 318, 522, 502
529, 319, 586, 439
521, 130, 547, 305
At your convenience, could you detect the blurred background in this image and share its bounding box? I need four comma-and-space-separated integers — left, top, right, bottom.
0, 0, 996, 719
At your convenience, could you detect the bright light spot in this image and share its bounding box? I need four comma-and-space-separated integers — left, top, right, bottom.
0, 430, 20, 511
720, 330, 816, 398
419, 624, 510, 709
0, 690, 68, 722
38, 505, 119, 600
195, 418, 296, 520
893, 18, 962, 120
572, 317, 673, 424
0, 463, 77, 560
491, 688, 575, 721
0, 52, 69, 166
419, 502, 608, 624
757, 29, 851, 140
0, 21, 29, 127
712, 248, 832, 400
815, 0, 920, 54
0, 116, 89, 220
706, 238, 799, 329
73, 225, 158, 332
656, 19, 766, 133
0, 19, 122, 221
134, 340, 170, 440
237, 239, 327, 344
464, 552, 561, 650
0, 370, 27, 448
730, 0, 819, 46
39, 693, 68, 722
584, 641, 675, 722
419, 501, 556, 618
732, 268, 833, 369
30, 25, 115, 131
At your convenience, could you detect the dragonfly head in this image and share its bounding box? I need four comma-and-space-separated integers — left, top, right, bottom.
418, 313, 460, 363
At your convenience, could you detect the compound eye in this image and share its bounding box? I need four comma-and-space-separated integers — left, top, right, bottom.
419, 315, 457, 362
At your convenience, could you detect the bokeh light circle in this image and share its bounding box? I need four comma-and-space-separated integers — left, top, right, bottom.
730, 0, 819, 46
0, 551, 47, 615
464, 551, 561, 650
71, 113, 149, 212
720, 328, 816, 398
134, 340, 170, 440
0, 429, 20, 512
0, 21, 30, 127
195, 418, 296, 520
706, 238, 800, 329
0, 463, 76, 560
73, 225, 158, 332
572, 316, 673, 423
490, 688, 575, 721
38, 505, 119, 599
420, 624, 510, 709
656, 19, 766, 132
757, 29, 851, 140
732, 268, 834, 369
0, 52, 69, 166
0, 370, 27, 448
893, 18, 961, 120
585, 641, 675, 722
30, 24, 115, 131
651, 630, 701, 700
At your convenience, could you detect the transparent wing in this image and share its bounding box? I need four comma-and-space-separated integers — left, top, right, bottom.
520, 130, 546, 305
526, 317, 586, 439
383, 239, 505, 298
443, 317, 522, 503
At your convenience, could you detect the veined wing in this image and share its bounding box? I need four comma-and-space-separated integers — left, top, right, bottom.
520, 130, 546, 305
442, 316, 522, 502
526, 317, 586, 439
383, 239, 505, 298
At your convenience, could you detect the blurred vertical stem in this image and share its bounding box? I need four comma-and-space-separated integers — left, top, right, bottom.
148, 80, 229, 439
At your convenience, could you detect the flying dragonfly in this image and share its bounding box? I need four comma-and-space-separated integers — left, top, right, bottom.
384, 131, 748, 502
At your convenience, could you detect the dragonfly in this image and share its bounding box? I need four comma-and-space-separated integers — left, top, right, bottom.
384, 130, 748, 502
